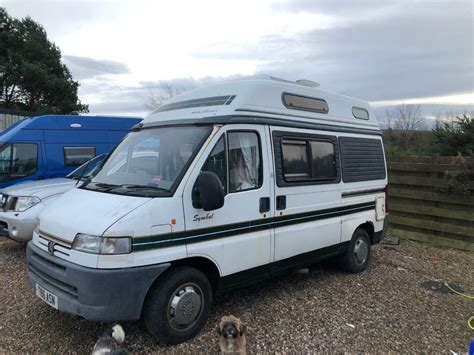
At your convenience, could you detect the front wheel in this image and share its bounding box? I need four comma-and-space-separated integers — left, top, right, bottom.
339, 228, 371, 273
143, 266, 212, 345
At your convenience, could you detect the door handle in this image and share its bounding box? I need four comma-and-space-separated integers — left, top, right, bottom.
276, 195, 286, 210
259, 197, 270, 213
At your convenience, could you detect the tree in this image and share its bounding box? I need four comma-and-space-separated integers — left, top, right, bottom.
432, 114, 474, 156
145, 80, 191, 111
0, 7, 87, 113
383, 104, 424, 147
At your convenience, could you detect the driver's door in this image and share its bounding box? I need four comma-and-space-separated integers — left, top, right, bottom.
182, 125, 274, 281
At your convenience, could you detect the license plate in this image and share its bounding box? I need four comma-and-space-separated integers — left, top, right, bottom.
35, 283, 58, 309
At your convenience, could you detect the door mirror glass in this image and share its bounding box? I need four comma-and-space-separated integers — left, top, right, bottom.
195, 171, 225, 211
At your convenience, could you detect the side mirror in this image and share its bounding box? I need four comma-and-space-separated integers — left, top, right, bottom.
194, 171, 225, 211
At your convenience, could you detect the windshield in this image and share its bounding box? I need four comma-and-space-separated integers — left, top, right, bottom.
0, 143, 38, 182
67, 154, 106, 180
83, 126, 211, 197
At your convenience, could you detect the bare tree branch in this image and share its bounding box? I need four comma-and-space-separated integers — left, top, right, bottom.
144, 81, 192, 111
383, 104, 424, 146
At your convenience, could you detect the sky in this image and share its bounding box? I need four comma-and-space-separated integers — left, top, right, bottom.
2, 0, 474, 120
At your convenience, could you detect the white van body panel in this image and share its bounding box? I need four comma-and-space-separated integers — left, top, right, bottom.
99, 198, 186, 269
35, 189, 151, 267
37, 188, 151, 243
182, 124, 274, 277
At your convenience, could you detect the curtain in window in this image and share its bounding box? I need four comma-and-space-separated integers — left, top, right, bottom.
229, 132, 259, 191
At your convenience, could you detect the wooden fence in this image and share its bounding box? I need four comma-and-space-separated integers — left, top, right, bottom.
387, 155, 474, 252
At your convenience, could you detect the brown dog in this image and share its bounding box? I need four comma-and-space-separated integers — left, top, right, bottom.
218, 315, 247, 354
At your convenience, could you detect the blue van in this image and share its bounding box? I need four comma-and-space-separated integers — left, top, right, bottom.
0, 115, 142, 188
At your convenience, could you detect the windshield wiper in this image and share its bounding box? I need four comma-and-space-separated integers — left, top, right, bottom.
118, 184, 170, 192
82, 182, 120, 191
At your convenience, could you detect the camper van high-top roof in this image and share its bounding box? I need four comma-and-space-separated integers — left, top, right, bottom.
146, 76, 379, 133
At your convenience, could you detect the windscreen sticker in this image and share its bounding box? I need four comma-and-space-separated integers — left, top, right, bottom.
149, 175, 162, 186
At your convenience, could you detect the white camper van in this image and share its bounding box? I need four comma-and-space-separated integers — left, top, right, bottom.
27, 77, 388, 344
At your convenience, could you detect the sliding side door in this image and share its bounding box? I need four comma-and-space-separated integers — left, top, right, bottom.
271, 127, 342, 266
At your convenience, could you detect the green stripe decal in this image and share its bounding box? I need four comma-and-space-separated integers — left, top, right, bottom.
132, 202, 375, 251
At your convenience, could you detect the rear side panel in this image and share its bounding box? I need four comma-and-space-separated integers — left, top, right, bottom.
339, 137, 386, 182
338, 133, 387, 243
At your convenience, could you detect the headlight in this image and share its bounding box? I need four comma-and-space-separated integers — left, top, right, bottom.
14, 196, 41, 212
72, 234, 131, 255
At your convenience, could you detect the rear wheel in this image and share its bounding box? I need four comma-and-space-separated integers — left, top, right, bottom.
143, 266, 212, 345
339, 228, 371, 273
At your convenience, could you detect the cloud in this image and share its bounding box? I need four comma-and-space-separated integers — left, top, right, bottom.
7, 0, 470, 117
63, 55, 130, 80
2, 0, 119, 39
78, 74, 253, 116
195, 1, 473, 103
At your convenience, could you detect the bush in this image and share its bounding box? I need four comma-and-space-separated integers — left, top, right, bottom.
432, 115, 474, 156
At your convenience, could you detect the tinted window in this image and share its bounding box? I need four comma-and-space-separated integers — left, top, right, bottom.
64, 147, 96, 166
282, 93, 328, 113
0, 145, 12, 174
0, 143, 38, 182
228, 132, 261, 192
11, 144, 37, 177
309, 141, 336, 179
282, 139, 309, 180
201, 136, 227, 191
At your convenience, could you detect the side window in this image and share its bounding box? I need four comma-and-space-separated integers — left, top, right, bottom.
11, 143, 38, 177
64, 147, 96, 166
280, 137, 337, 183
282, 139, 310, 180
201, 136, 227, 191
0, 145, 12, 174
228, 131, 261, 192
309, 141, 336, 179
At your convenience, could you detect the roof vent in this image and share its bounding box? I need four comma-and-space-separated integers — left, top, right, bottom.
296, 79, 320, 88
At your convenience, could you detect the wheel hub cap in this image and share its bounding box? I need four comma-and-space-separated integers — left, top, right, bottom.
169, 286, 202, 327
354, 237, 368, 265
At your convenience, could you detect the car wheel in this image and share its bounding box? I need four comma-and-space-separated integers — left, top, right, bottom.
143, 266, 212, 345
339, 228, 371, 273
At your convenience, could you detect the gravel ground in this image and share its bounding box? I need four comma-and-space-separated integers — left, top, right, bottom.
0, 237, 473, 354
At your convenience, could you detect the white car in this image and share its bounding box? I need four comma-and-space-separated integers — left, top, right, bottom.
0, 154, 106, 242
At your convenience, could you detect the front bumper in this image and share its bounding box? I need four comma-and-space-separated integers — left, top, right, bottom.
0, 212, 36, 242
373, 214, 389, 244
27, 242, 170, 322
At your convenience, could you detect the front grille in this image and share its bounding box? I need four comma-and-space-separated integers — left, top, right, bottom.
1, 195, 17, 212
0, 193, 6, 209
38, 231, 72, 257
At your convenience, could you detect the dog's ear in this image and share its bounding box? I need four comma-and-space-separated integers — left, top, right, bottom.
240, 324, 246, 336
217, 324, 222, 335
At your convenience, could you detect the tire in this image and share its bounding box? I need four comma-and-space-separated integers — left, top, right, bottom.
143, 266, 212, 345
339, 228, 371, 273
